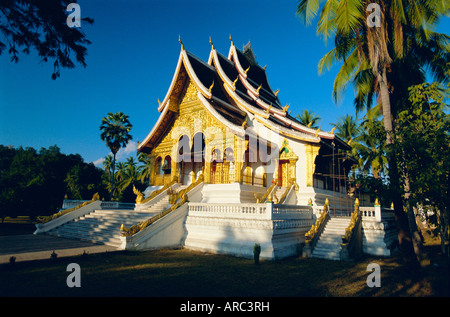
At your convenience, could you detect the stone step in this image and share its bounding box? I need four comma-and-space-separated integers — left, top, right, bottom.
311, 217, 351, 261
44, 184, 186, 246
49, 230, 122, 247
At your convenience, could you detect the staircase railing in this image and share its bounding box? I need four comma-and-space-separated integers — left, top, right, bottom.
278, 184, 294, 204
36, 192, 100, 224
259, 182, 277, 203
340, 198, 362, 260
134, 180, 179, 211
302, 199, 330, 258
120, 176, 204, 237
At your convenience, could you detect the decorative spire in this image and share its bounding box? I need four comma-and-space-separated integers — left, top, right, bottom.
209, 36, 214, 50
229, 34, 234, 46
178, 34, 184, 50
314, 127, 321, 137
232, 75, 239, 87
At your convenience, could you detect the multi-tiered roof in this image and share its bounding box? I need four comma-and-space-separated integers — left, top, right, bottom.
138, 37, 349, 153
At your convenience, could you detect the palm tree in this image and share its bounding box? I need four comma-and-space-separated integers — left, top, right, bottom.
137, 152, 154, 185
102, 154, 114, 177
355, 113, 388, 179
120, 158, 140, 192
331, 114, 361, 143
99, 112, 133, 198
102, 154, 114, 196
115, 161, 126, 187
296, 0, 449, 264
295, 109, 322, 129
298, 0, 449, 142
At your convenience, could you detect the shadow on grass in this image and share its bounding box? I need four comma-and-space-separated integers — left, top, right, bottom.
1, 247, 448, 297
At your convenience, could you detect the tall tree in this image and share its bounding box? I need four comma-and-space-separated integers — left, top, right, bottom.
137, 152, 154, 185
297, 0, 449, 265
396, 82, 450, 257
295, 109, 322, 128
0, 0, 94, 79
99, 112, 133, 199
331, 114, 361, 143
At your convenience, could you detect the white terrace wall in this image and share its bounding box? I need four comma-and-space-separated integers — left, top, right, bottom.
184, 202, 314, 260
361, 207, 398, 256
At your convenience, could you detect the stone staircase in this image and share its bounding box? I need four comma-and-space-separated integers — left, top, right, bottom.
273, 186, 287, 202
311, 217, 350, 260
48, 208, 162, 247
46, 185, 190, 247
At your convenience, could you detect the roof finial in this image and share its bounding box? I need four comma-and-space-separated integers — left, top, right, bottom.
274, 89, 279, 96
178, 34, 184, 50
232, 75, 239, 87
244, 66, 250, 74
208, 80, 214, 93
209, 36, 214, 50
314, 127, 321, 137
229, 34, 234, 46
256, 84, 262, 93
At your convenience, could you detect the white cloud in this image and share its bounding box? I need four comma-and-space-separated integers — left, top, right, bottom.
117, 140, 138, 160
92, 140, 138, 167
92, 157, 105, 167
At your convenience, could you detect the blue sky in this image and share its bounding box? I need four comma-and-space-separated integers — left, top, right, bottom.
1, 0, 448, 166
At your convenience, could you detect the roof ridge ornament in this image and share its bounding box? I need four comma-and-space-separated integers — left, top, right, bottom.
178, 34, 184, 50
274, 89, 279, 96
256, 84, 262, 93
232, 75, 239, 87
314, 127, 321, 137
208, 80, 214, 93
229, 34, 234, 46
209, 36, 214, 50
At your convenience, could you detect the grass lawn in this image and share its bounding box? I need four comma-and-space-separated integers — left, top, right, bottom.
1, 246, 448, 298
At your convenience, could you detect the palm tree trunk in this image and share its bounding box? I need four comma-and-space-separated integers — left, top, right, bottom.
379, 67, 419, 267
111, 153, 116, 200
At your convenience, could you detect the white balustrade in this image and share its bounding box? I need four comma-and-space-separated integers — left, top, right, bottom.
360, 206, 382, 222
188, 202, 313, 221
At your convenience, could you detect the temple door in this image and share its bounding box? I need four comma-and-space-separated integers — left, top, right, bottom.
278, 160, 289, 187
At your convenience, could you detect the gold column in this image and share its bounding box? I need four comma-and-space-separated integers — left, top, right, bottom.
305, 143, 321, 187
234, 136, 245, 183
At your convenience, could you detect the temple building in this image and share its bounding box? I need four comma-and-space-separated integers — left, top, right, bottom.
35, 37, 398, 261
137, 37, 355, 210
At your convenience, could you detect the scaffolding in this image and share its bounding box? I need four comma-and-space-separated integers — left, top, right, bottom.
314, 143, 357, 217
